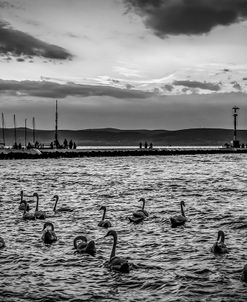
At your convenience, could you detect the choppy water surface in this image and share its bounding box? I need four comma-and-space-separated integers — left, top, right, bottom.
1, 154, 247, 302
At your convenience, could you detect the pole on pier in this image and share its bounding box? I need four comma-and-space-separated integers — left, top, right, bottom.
32, 117, 35, 145
55, 100, 58, 148
25, 118, 27, 147
1, 112, 5, 146
232, 106, 240, 148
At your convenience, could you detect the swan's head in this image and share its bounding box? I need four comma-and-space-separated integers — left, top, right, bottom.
181, 200, 185, 207
52, 195, 59, 200
99, 205, 106, 211
43, 222, 55, 231
33, 192, 38, 197
20, 190, 23, 196
105, 230, 117, 238
139, 198, 145, 202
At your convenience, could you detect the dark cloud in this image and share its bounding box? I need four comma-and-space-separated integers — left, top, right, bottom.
232, 81, 241, 90
125, 0, 247, 36
162, 84, 174, 92
173, 80, 221, 91
0, 20, 72, 60
0, 79, 152, 99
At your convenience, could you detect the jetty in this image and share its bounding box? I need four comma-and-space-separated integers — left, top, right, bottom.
0, 147, 247, 160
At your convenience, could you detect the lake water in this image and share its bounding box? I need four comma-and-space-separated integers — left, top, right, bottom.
0, 154, 247, 301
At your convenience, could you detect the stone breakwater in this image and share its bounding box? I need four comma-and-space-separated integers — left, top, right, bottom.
0, 147, 247, 159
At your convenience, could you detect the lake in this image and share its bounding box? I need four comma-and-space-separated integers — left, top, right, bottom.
0, 154, 247, 301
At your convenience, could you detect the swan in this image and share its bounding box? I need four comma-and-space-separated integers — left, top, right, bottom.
52, 195, 74, 213
73, 235, 96, 256
33, 193, 46, 219
23, 200, 35, 220
19, 190, 30, 211
241, 264, 247, 282
128, 198, 148, 223
170, 200, 187, 228
98, 206, 112, 228
41, 222, 57, 244
133, 198, 149, 218
105, 230, 130, 273
0, 237, 5, 248
211, 230, 228, 254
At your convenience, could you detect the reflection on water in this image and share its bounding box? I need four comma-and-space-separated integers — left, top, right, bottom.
1, 154, 247, 301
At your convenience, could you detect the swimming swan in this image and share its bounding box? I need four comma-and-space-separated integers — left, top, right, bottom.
133, 198, 149, 218
0, 237, 5, 249
98, 206, 112, 228
170, 200, 187, 228
128, 198, 148, 223
105, 230, 130, 273
41, 222, 57, 244
53, 195, 74, 213
211, 230, 228, 254
23, 200, 35, 220
73, 235, 96, 256
19, 190, 30, 211
33, 193, 46, 219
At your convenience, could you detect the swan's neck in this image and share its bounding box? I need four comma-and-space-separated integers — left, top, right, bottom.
220, 232, 225, 243
35, 195, 39, 211
102, 208, 106, 221
23, 202, 27, 214
20, 191, 23, 203
142, 199, 145, 210
53, 196, 58, 211
181, 202, 185, 217
110, 233, 117, 260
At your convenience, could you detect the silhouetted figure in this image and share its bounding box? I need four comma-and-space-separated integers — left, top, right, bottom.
73, 142, 77, 149
149, 142, 153, 149
35, 141, 40, 148
139, 142, 142, 149
69, 140, 73, 149
18, 143, 22, 150
144, 141, 148, 149
63, 139, 68, 149
13, 142, 18, 149
27, 142, 32, 149
50, 142, 54, 149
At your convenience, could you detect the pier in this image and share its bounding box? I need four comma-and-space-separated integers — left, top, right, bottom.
0, 146, 247, 160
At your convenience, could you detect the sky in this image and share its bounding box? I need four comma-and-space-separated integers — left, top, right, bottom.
0, 0, 247, 130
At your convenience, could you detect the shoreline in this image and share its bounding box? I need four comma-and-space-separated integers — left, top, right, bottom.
0, 147, 247, 159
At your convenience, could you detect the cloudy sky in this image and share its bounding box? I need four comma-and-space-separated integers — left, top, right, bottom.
0, 0, 247, 130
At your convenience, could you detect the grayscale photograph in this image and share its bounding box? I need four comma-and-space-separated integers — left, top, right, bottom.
0, 0, 247, 301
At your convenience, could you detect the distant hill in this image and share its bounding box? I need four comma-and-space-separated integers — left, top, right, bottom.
1, 127, 246, 146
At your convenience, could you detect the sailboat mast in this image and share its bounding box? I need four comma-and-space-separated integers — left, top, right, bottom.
25, 118, 27, 147
55, 100, 58, 148
13, 114, 17, 146
32, 117, 35, 145
1, 113, 5, 146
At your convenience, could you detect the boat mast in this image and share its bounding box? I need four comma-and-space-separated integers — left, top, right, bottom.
32, 117, 35, 145
25, 118, 27, 147
55, 100, 58, 148
13, 114, 17, 146
1, 112, 5, 146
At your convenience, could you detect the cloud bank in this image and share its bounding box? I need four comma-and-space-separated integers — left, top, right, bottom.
0, 21, 72, 60
125, 0, 247, 36
0, 79, 151, 99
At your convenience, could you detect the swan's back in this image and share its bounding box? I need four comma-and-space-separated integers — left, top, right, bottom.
110, 256, 130, 273
170, 215, 187, 228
